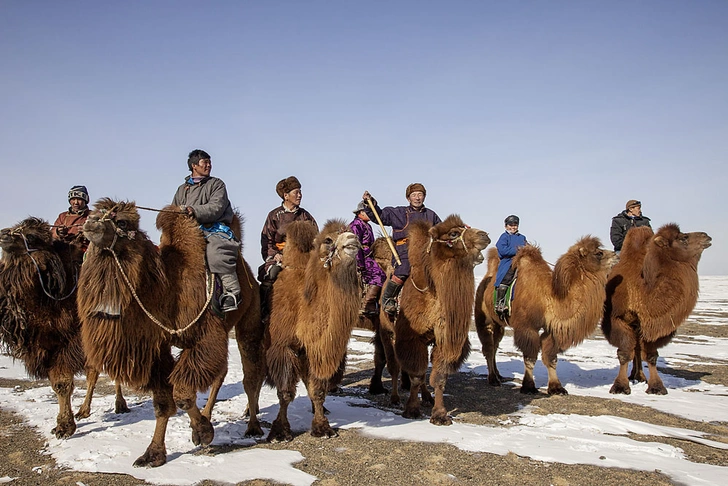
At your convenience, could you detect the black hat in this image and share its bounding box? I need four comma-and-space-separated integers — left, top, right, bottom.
68, 185, 89, 204
504, 215, 519, 226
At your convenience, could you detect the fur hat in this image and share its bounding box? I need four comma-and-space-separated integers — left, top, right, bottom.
504, 214, 519, 226
626, 199, 641, 210
68, 185, 89, 204
406, 183, 426, 198
276, 176, 301, 199
353, 201, 368, 214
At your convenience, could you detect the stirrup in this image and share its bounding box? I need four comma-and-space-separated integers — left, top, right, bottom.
219, 293, 239, 313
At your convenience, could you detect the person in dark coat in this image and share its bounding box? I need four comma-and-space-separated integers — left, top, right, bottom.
610, 199, 651, 253
349, 202, 387, 316
494, 214, 527, 315
52, 185, 91, 250
360, 183, 441, 316
258, 176, 317, 319
172, 149, 240, 312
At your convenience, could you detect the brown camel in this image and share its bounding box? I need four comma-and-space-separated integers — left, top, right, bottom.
79, 199, 265, 467
602, 223, 712, 395
266, 219, 361, 442
475, 237, 617, 395
394, 215, 490, 425
0, 217, 127, 440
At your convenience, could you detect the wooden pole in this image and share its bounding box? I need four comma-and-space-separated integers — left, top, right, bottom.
366, 198, 401, 265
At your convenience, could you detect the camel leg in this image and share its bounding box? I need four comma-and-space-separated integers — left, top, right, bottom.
402, 373, 424, 419
48, 367, 76, 439
76, 366, 99, 420
134, 385, 175, 468
308, 378, 338, 438
267, 383, 295, 442
644, 343, 667, 395
382, 329, 402, 406
513, 329, 540, 394
629, 338, 646, 382
428, 347, 452, 426
114, 381, 130, 413
237, 350, 265, 438
173, 383, 214, 447
419, 379, 434, 406
477, 319, 506, 386
369, 327, 388, 395
609, 317, 635, 395
201, 372, 225, 421
541, 333, 567, 396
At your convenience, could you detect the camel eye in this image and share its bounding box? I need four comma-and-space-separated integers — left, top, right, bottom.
324, 237, 333, 245
117, 220, 128, 230
26, 234, 37, 243
596, 251, 603, 259
449, 231, 460, 239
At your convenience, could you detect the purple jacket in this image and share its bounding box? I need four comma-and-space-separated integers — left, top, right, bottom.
349, 217, 386, 287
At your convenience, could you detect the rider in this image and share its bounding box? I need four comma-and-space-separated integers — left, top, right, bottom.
494, 215, 527, 316
52, 185, 91, 250
361, 183, 441, 316
349, 201, 387, 316
172, 149, 241, 312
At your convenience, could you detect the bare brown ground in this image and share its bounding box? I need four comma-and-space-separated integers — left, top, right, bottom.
1, 310, 727, 485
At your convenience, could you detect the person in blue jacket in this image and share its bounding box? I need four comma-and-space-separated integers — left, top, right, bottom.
361, 183, 441, 316
495, 214, 527, 314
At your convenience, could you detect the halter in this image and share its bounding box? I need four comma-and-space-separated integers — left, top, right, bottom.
97, 207, 137, 251
426, 226, 470, 254
9, 227, 77, 301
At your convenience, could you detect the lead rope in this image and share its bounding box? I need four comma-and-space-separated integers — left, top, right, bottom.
16, 231, 78, 301
106, 247, 214, 336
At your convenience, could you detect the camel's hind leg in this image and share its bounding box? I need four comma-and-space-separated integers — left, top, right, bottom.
540, 332, 567, 396
114, 381, 130, 413
477, 319, 507, 386
307, 377, 338, 438
608, 317, 637, 395
513, 328, 540, 394
75, 366, 99, 420
368, 324, 388, 395
201, 371, 225, 421
267, 380, 296, 443
134, 384, 176, 468
48, 367, 76, 439
629, 338, 646, 382
428, 346, 453, 426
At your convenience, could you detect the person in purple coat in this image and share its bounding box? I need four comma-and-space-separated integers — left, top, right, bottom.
349, 202, 387, 316
361, 183, 441, 316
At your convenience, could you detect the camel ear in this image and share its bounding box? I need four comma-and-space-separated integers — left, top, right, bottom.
579, 246, 588, 257
653, 235, 668, 248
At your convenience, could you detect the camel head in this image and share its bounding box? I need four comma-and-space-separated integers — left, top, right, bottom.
315, 219, 360, 269
0, 217, 54, 256
83, 198, 141, 249
574, 236, 618, 273
651, 223, 712, 264
552, 236, 616, 299
427, 215, 490, 266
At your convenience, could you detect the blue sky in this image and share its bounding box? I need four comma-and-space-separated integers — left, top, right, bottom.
2, 1, 726, 274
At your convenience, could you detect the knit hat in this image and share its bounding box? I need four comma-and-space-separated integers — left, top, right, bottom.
406, 183, 426, 198
68, 185, 89, 204
276, 176, 301, 199
625, 199, 641, 210
504, 215, 520, 226
353, 201, 368, 214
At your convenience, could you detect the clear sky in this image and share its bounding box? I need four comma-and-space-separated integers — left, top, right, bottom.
2, 1, 726, 274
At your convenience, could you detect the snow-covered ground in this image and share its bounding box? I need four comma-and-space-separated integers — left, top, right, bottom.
1, 277, 726, 486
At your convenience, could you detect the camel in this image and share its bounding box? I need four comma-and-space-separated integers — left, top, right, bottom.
79, 199, 265, 467
0, 217, 127, 440
393, 215, 490, 425
602, 224, 711, 395
266, 219, 361, 442
475, 237, 617, 395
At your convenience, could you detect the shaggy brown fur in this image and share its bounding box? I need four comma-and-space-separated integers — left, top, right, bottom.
394, 215, 490, 425
266, 219, 361, 441
79, 199, 265, 467
475, 238, 617, 395
602, 224, 711, 395
0, 217, 126, 439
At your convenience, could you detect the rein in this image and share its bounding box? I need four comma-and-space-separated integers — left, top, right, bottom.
11, 229, 78, 301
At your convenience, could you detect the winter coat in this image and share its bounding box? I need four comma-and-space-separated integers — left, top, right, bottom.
363, 201, 441, 279
51, 208, 90, 243
495, 231, 527, 287
349, 217, 386, 287
610, 211, 651, 252
259, 205, 317, 280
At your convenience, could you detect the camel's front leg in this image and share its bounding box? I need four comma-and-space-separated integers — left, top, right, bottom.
513, 328, 540, 394
174, 383, 214, 447
114, 381, 130, 413
381, 328, 402, 406
402, 373, 424, 419
428, 354, 452, 426
540, 333, 567, 396
478, 319, 507, 386
75, 366, 99, 420
609, 319, 637, 394
369, 326, 388, 395
134, 385, 176, 468
308, 377, 338, 438
267, 384, 295, 442
48, 368, 76, 439
644, 343, 667, 395
629, 339, 646, 382
201, 372, 225, 421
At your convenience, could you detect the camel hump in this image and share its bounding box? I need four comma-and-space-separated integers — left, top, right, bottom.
286, 220, 319, 254
513, 244, 543, 266
621, 225, 654, 259
485, 247, 500, 278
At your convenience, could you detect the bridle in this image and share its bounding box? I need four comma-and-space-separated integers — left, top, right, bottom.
426, 226, 470, 254
96, 206, 137, 251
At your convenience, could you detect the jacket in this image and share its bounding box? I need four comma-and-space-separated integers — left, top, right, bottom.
495, 231, 527, 287
610, 211, 651, 251
172, 176, 234, 226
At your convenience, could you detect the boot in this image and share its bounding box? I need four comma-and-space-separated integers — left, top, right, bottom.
381, 279, 403, 316
362, 285, 382, 316
220, 273, 241, 313
495, 284, 508, 314
259, 280, 273, 322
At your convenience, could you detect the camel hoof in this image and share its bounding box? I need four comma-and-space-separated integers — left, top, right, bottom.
267, 422, 293, 443
368, 381, 388, 395
51, 422, 76, 439
609, 383, 631, 395
75, 408, 91, 420
133, 448, 167, 468
547, 385, 568, 396
191, 416, 214, 446
402, 408, 421, 420
487, 375, 502, 387
115, 402, 131, 414
429, 414, 453, 426
629, 371, 647, 383
244, 421, 264, 438
311, 425, 338, 438
519, 385, 539, 395
389, 395, 401, 406
646, 385, 668, 395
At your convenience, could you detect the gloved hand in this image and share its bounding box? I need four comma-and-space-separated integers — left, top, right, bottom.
56, 226, 69, 237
